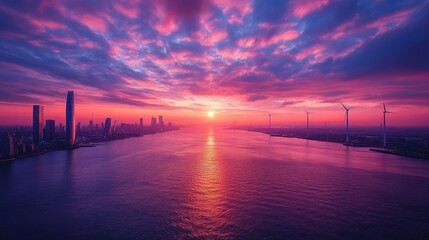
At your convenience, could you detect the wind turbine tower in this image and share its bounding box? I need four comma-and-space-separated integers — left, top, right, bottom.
268, 113, 272, 129
383, 102, 392, 148
341, 102, 351, 145
305, 109, 310, 139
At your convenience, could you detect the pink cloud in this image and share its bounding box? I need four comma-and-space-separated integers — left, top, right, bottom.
51, 35, 75, 45
237, 37, 257, 48
79, 40, 96, 49
110, 45, 122, 59
198, 17, 229, 46
213, 0, 252, 24
31, 19, 67, 30
153, 0, 211, 35
296, 44, 327, 61
324, 7, 416, 41
263, 30, 300, 46
365, 8, 416, 36
199, 9, 228, 44
237, 30, 299, 48
154, 16, 179, 36
113, 1, 139, 18
292, 0, 329, 17
79, 15, 108, 32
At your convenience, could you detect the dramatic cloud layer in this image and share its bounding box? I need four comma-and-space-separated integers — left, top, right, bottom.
0, 0, 428, 126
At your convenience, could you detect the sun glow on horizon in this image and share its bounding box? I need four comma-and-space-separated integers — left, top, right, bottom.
207, 111, 215, 118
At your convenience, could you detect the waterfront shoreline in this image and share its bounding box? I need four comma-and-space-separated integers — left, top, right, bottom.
245, 128, 429, 160
0, 128, 179, 162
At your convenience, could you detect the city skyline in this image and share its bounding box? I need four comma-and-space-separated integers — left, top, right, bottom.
1, 89, 178, 159
0, 0, 428, 127
3, 90, 178, 129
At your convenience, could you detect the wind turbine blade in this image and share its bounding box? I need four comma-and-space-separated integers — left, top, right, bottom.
383, 102, 386, 112
341, 102, 347, 110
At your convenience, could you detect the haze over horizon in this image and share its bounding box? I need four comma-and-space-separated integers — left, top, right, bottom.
1, 0, 428, 127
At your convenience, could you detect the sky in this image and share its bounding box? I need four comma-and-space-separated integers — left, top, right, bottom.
0, 0, 428, 127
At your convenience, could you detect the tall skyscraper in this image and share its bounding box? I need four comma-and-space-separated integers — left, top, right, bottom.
89, 120, 94, 132
105, 118, 112, 136
44, 120, 55, 141
139, 118, 143, 127
159, 115, 164, 127
66, 91, 75, 145
33, 105, 44, 145
151, 117, 157, 127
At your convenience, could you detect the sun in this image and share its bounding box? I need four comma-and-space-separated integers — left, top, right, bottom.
207, 111, 215, 118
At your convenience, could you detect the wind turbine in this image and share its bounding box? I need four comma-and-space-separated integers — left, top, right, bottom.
341, 102, 351, 145
304, 108, 311, 139
383, 102, 393, 148
268, 113, 272, 129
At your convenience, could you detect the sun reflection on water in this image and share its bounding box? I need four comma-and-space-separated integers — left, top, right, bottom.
175, 128, 232, 238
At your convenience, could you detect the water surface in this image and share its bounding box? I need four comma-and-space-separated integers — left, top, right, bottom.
1, 128, 429, 239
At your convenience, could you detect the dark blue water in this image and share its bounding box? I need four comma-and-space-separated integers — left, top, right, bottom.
1, 128, 429, 239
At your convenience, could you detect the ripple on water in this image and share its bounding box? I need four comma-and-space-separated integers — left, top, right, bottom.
1, 128, 429, 239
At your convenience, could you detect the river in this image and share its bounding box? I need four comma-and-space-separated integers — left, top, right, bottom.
1, 127, 428, 239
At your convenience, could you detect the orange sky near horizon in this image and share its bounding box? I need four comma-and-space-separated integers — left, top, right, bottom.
1, 99, 427, 128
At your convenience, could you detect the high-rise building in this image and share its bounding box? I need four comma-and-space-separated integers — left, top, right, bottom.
89, 120, 94, 133
16, 134, 25, 155
105, 118, 112, 136
76, 122, 82, 135
66, 91, 75, 145
33, 105, 44, 145
151, 117, 157, 127
44, 120, 55, 141
139, 118, 143, 127
58, 123, 65, 134
159, 115, 164, 127
1, 132, 14, 158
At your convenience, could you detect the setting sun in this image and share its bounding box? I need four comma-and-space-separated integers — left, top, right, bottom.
207, 111, 215, 118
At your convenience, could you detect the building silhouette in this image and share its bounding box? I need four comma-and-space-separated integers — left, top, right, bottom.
105, 118, 112, 136
159, 115, 164, 127
16, 134, 25, 155
89, 120, 94, 133
66, 91, 75, 145
1, 132, 14, 158
151, 117, 157, 127
139, 118, 143, 127
44, 120, 55, 141
33, 105, 44, 145
58, 123, 64, 134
